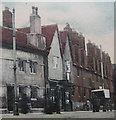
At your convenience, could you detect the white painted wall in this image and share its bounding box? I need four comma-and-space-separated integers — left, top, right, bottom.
48, 30, 63, 80
0, 47, 45, 88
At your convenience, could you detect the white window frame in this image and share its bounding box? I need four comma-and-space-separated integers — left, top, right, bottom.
18, 59, 26, 72
29, 60, 37, 74
53, 56, 58, 69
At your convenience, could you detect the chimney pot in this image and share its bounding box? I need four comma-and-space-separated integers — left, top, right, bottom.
32, 6, 35, 14
35, 7, 38, 15
5, 7, 9, 11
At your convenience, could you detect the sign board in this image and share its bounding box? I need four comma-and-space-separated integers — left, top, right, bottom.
91, 89, 110, 98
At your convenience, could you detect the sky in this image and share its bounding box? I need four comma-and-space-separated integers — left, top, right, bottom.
0, 1, 115, 63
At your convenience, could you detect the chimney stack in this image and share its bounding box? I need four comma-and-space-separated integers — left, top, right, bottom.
30, 6, 41, 34
3, 7, 12, 28
28, 6, 46, 49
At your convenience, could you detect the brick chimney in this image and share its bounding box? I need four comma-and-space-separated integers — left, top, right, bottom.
30, 6, 41, 34
3, 7, 12, 28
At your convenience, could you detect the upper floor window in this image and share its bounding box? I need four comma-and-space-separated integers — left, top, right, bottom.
66, 61, 71, 72
81, 50, 84, 65
18, 59, 26, 72
75, 45, 79, 63
77, 67, 80, 77
82, 70, 85, 79
29, 61, 37, 73
83, 88, 86, 97
53, 56, 58, 69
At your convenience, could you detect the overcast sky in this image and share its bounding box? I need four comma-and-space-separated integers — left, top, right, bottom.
0, 1, 115, 63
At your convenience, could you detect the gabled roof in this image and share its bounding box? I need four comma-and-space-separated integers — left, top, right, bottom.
17, 24, 58, 49
60, 31, 68, 54
42, 24, 57, 49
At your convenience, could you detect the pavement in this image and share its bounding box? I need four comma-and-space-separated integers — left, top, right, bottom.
0, 109, 115, 120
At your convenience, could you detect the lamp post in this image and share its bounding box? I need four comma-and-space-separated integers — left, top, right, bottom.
12, 8, 19, 115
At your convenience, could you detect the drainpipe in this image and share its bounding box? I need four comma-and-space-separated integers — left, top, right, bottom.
100, 45, 104, 89
12, 8, 19, 115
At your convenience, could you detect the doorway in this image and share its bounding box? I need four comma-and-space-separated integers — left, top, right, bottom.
7, 85, 14, 111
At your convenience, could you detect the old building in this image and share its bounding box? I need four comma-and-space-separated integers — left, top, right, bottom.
1, 6, 114, 112
1, 7, 47, 110
87, 41, 114, 102
60, 29, 74, 111
60, 24, 114, 110
15, 15, 66, 111
111, 64, 116, 109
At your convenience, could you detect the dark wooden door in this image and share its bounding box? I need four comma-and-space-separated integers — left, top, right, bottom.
7, 85, 14, 111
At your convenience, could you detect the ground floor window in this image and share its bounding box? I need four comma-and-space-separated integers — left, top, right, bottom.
31, 86, 38, 98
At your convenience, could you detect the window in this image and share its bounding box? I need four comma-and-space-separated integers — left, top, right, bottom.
66, 61, 71, 72
83, 88, 86, 97
31, 86, 38, 98
78, 86, 81, 96
75, 45, 79, 63
99, 61, 101, 74
82, 70, 85, 79
66, 72, 71, 80
96, 75, 98, 82
77, 67, 80, 77
91, 74, 94, 81
29, 61, 37, 73
53, 56, 58, 69
19, 86, 26, 98
18, 59, 26, 72
66, 61, 71, 80
81, 50, 84, 65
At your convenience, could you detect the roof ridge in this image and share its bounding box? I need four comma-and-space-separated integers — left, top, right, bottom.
42, 24, 57, 28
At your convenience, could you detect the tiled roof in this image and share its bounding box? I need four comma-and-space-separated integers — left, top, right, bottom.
17, 27, 30, 34
42, 24, 57, 49
17, 24, 57, 49
0, 26, 47, 54
60, 31, 68, 54
1, 26, 27, 46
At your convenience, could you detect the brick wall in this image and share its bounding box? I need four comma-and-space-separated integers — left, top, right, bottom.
68, 30, 113, 106
3, 8, 12, 28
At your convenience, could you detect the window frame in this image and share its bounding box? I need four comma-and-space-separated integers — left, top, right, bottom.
18, 59, 26, 72
53, 56, 59, 69
29, 60, 37, 74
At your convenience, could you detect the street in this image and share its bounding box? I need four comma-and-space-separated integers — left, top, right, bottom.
1, 110, 115, 120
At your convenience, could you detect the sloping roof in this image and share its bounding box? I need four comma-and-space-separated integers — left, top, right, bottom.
17, 24, 57, 49
60, 31, 68, 54
42, 24, 57, 49
17, 27, 30, 34
0, 26, 47, 54
1, 26, 27, 46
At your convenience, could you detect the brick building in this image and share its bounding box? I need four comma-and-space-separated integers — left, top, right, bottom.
1, 6, 114, 112
111, 64, 116, 109
60, 24, 114, 109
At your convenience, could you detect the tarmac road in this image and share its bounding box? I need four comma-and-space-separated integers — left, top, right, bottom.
1, 110, 116, 120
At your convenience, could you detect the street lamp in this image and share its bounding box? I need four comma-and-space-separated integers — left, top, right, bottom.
12, 8, 19, 115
